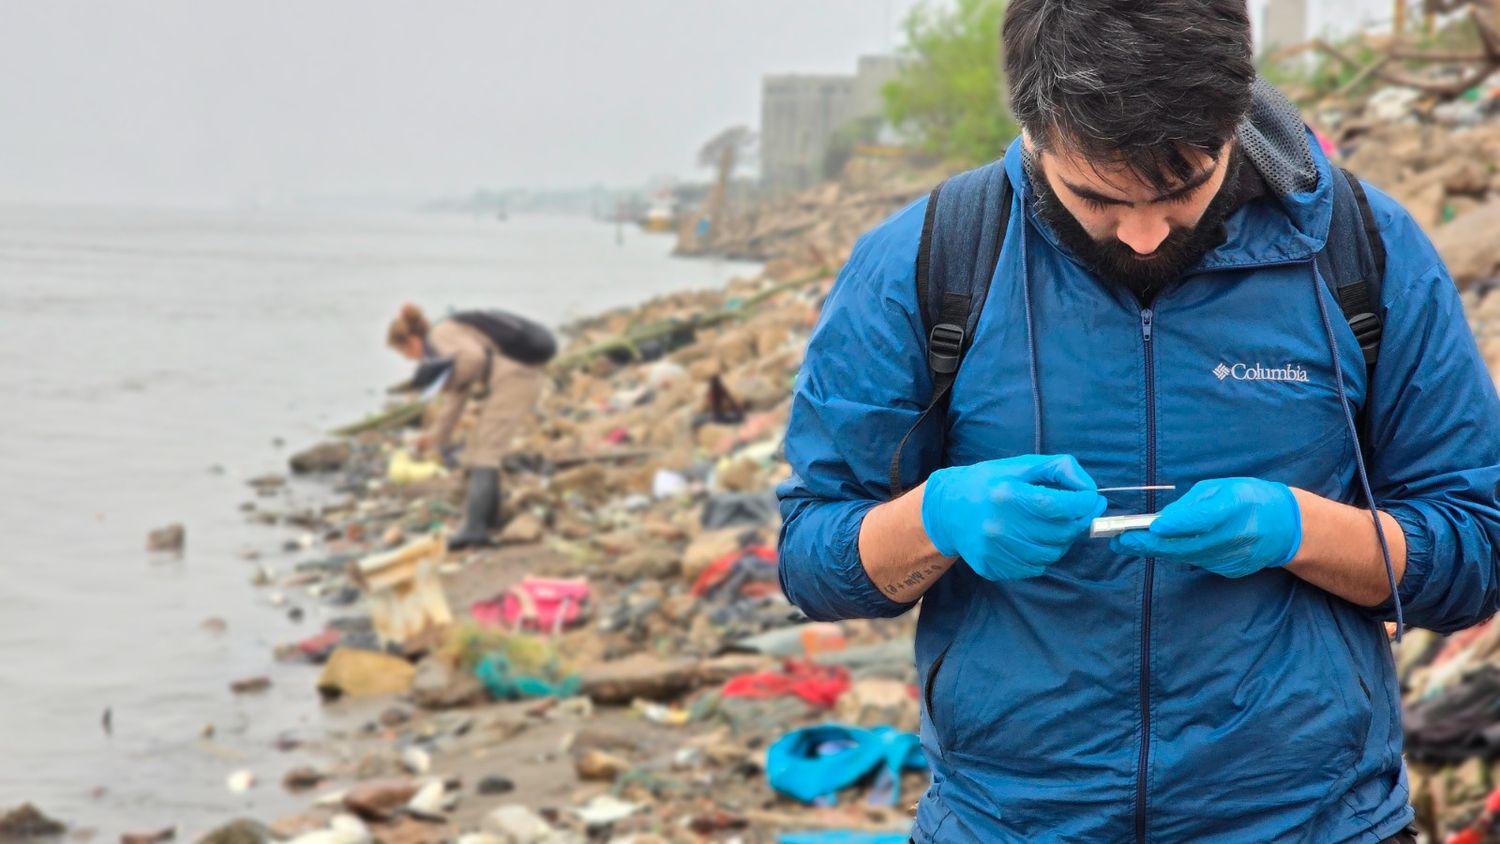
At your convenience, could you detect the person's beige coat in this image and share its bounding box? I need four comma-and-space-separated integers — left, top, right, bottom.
426, 319, 544, 467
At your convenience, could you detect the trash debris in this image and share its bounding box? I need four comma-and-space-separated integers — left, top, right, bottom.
147, 523, 185, 553
316, 648, 417, 701
570, 795, 642, 826
386, 450, 446, 485
230, 676, 271, 695
352, 534, 452, 648
471, 577, 590, 634
226, 769, 257, 793
121, 827, 176, 844
765, 724, 927, 806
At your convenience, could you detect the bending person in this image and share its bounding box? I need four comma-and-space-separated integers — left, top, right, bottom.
387, 303, 554, 550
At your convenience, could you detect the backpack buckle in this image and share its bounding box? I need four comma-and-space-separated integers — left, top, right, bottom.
1347, 312, 1381, 365
928, 323, 966, 375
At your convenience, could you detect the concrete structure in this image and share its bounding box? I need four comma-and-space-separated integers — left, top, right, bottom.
760, 55, 903, 196
1261, 0, 1310, 53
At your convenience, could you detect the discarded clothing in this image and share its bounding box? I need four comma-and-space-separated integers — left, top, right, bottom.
701, 491, 780, 530
1405, 664, 1500, 762
766, 723, 926, 805
692, 545, 778, 600
723, 661, 850, 709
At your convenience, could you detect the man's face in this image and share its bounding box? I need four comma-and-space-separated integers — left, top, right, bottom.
1026, 135, 1243, 299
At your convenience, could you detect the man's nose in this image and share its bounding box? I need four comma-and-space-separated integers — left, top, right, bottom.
1115, 213, 1172, 255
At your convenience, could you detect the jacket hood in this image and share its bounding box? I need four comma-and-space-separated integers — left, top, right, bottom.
1005, 75, 1336, 272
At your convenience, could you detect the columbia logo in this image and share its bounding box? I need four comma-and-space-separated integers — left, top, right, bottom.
1213, 362, 1311, 383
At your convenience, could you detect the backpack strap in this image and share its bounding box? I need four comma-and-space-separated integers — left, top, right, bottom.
888, 161, 1013, 497
1316, 167, 1386, 377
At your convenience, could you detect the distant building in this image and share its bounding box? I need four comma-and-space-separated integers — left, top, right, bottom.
1261, 0, 1309, 53
760, 55, 903, 196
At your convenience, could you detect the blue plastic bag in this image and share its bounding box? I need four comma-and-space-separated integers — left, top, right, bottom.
765, 723, 927, 806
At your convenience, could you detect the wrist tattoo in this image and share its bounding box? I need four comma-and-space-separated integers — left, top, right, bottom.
883, 561, 946, 596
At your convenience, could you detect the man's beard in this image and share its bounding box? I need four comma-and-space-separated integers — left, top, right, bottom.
1026, 148, 1245, 302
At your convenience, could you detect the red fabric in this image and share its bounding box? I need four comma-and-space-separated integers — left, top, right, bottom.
1488, 784, 1500, 815
721, 661, 850, 708
690, 545, 777, 598
297, 629, 342, 658
1448, 830, 1482, 844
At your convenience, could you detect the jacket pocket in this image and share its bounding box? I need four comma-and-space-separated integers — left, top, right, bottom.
924, 639, 957, 761
1320, 594, 1376, 757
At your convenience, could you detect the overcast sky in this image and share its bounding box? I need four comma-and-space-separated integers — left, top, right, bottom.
0, 1, 926, 207
0, 0, 1388, 208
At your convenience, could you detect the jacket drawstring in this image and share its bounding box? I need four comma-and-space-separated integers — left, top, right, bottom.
1019, 219, 1044, 455
1309, 262, 1404, 640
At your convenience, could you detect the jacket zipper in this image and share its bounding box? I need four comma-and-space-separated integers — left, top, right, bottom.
1136, 307, 1156, 844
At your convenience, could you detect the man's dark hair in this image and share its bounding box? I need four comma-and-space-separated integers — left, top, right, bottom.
1002, 0, 1255, 191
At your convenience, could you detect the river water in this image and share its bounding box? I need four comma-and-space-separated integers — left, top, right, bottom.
0, 205, 758, 835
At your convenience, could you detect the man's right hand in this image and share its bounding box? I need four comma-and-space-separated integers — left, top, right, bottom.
920, 454, 1106, 581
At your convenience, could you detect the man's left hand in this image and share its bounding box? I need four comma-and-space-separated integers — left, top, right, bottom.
1111, 478, 1302, 578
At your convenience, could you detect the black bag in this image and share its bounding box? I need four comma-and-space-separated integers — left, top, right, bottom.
450, 310, 557, 366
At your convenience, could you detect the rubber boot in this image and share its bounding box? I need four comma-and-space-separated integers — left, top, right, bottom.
447, 467, 500, 551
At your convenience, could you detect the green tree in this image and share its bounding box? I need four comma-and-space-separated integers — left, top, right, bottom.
883, 0, 1018, 166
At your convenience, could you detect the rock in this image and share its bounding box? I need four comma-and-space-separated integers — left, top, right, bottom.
317, 648, 416, 701
572, 795, 642, 827
712, 456, 761, 492
282, 767, 325, 792
226, 770, 256, 793
268, 815, 326, 839
122, 828, 175, 844
835, 677, 921, 734
693, 423, 739, 455
1433, 200, 1500, 286
342, 779, 417, 821
681, 529, 744, 582
579, 655, 699, 704
550, 464, 608, 500
481, 806, 555, 843
248, 474, 286, 490
611, 544, 680, 581
0, 804, 65, 837
570, 726, 640, 754
476, 776, 514, 795
722, 374, 783, 411
499, 513, 544, 545
147, 524, 185, 553
410, 657, 486, 710
230, 676, 271, 695
284, 815, 369, 844
573, 756, 631, 786
290, 442, 352, 474
377, 707, 412, 728
201, 617, 228, 633
403, 781, 446, 820
399, 746, 430, 775
196, 820, 273, 844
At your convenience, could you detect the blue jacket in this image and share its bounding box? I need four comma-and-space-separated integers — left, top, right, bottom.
777, 115, 1500, 839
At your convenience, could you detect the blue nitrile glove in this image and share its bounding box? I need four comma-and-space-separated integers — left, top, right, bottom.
1110, 478, 1303, 578
920, 454, 1106, 581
